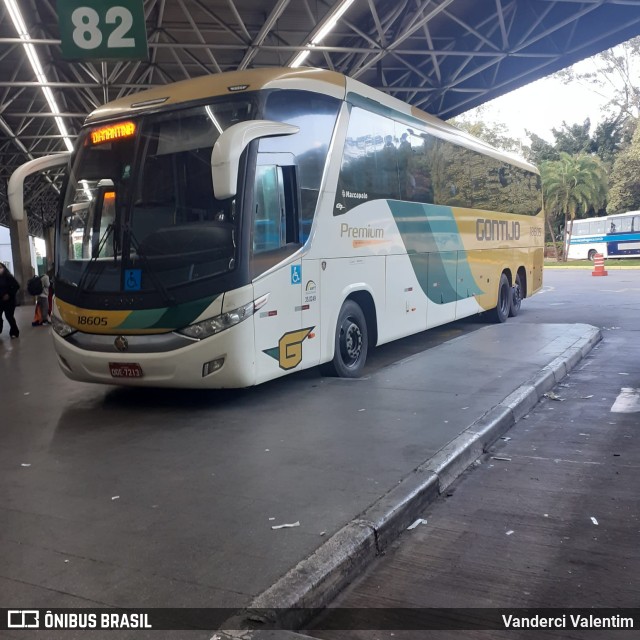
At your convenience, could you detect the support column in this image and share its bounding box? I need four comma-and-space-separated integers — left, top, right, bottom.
44, 225, 55, 273
8, 213, 33, 306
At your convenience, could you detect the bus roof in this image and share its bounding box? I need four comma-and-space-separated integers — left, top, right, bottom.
573, 211, 640, 224
85, 68, 347, 124
85, 67, 537, 174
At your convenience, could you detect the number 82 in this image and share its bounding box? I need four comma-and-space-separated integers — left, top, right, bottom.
71, 6, 135, 50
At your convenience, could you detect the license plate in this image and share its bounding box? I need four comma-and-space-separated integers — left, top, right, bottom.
109, 362, 143, 378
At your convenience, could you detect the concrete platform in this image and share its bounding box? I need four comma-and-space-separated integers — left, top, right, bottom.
302, 324, 640, 640
0, 304, 599, 637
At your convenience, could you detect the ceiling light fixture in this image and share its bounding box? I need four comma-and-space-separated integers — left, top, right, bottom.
290, 0, 356, 68
4, 0, 74, 152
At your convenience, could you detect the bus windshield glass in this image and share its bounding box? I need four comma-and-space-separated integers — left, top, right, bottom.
57, 98, 256, 294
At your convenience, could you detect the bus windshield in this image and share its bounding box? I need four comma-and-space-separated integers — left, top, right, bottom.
58, 97, 256, 294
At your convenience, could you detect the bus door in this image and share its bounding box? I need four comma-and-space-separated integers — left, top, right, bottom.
251, 156, 308, 382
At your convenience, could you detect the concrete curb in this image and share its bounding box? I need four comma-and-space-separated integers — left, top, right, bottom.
215, 325, 602, 639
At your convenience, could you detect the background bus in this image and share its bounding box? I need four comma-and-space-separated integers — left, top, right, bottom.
568, 212, 640, 261
9, 68, 544, 388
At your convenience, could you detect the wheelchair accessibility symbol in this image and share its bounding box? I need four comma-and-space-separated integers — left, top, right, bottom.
124, 269, 142, 291
291, 265, 301, 285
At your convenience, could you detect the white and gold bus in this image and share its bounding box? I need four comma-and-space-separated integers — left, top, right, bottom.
9, 68, 544, 388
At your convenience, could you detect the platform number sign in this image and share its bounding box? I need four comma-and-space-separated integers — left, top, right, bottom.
58, 0, 148, 61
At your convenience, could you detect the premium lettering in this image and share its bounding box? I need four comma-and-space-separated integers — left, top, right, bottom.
340, 223, 384, 239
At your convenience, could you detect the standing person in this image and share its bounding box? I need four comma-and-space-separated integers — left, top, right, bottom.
36, 272, 51, 326
46, 265, 54, 318
0, 263, 20, 338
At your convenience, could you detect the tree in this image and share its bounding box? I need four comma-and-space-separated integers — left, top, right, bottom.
541, 153, 608, 261
591, 116, 634, 168
525, 132, 558, 165
527, 119, 611, 167
449, 115, 524, 155
551, 119, 593, 156
607, 120, 640, 213
527, 118, 623, 167
554, 36, 640, 123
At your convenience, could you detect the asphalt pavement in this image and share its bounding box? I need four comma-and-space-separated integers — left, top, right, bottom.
1, 268, 637, 640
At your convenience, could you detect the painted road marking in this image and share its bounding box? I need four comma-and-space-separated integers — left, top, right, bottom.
601, 288, 640, 293
611, 388, 640, 413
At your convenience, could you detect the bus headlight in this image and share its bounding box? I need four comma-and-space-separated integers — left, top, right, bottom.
51, 313, 76, 338
177, 300, 259, 340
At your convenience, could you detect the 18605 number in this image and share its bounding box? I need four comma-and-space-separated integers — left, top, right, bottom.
77, 316, 108, 326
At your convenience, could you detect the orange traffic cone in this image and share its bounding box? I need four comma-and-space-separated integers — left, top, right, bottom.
592, 253, 608, 276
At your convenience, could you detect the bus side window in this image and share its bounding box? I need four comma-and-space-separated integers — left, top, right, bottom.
611, 217, 632, 234
634, 216, 640, 232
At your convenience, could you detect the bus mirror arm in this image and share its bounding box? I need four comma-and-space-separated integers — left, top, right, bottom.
211, 120, 299, 200
8, 153, 71, 221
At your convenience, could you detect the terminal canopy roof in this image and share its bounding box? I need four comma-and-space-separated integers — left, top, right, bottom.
1, 0, 640, 234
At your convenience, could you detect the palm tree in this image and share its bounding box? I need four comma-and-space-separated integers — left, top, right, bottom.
541, 152, 608, 261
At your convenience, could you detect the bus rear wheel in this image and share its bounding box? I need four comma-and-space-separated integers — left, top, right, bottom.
509, 273, 523, 317
321, 300, 368, 378
488, 273, 510, 323
588, 249, 597, 261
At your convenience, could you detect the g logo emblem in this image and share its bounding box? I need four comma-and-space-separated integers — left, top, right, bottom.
114, 335, 129, 352
279, 328, 312, 370
263, 327, 314, 370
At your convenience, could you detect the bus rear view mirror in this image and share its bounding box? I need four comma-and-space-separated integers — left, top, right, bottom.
211, 120, 299, 200
8, 153, 71, 221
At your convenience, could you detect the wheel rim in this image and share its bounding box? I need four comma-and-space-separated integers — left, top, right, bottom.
513, 282, 522, 309
339, 317, 363, 367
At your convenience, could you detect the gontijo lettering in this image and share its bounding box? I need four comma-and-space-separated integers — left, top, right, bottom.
476, 219, 520, 241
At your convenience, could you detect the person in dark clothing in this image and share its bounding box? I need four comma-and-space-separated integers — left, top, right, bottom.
0, 263, 20, 338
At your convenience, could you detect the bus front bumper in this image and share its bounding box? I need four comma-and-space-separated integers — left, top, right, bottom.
51, 320, 257, 388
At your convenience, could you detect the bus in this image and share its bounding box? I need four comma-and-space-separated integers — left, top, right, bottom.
567, 212, 640, 261
8, 68, 544, 388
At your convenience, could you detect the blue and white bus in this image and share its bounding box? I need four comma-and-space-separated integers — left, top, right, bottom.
568, 212, 640, 261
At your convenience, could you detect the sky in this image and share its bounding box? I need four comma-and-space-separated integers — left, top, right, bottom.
474, 68, 609, 142
461, 50, 630, 144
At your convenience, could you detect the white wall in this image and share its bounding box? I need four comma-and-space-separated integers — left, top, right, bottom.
0, 226, 43, 275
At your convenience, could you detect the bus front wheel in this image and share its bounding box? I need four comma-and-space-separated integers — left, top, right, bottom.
588, 249, 597, 261
488, 273, 510, 323
321, 300, 368, 378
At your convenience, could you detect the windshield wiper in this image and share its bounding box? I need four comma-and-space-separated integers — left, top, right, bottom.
76, 223, 114, 293
127, 226, 176, 307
